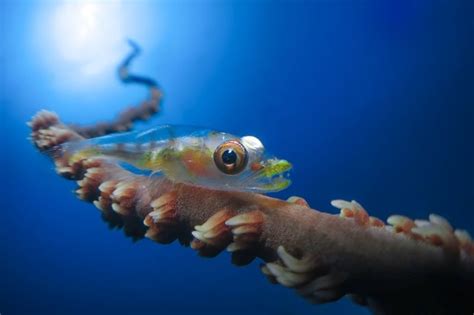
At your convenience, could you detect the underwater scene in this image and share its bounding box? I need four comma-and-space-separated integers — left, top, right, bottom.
1, 1, 473, 314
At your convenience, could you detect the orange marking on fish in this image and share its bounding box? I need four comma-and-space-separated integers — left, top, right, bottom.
251, 162, 264, 171
181, 150, 212, 177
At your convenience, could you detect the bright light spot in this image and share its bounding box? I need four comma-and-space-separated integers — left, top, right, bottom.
46, 1, 126, 76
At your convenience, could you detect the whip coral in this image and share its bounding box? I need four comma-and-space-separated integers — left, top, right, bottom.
29, 42, 474, 314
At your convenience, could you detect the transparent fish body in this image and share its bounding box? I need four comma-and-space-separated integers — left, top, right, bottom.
62, 125, 292, 193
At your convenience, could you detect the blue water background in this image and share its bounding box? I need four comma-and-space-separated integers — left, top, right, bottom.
1, 1, 473, 314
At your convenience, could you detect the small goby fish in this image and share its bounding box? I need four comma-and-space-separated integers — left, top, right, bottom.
61, 125, 292, 193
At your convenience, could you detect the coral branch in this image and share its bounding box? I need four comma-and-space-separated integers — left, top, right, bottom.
68, 40, 162, 138
29, 111, 474, 314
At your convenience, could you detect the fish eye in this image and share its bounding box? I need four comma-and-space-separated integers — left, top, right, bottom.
213, 140, 248, 175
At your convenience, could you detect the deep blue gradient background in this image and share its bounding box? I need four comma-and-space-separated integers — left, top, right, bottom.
1, 1, 473, 314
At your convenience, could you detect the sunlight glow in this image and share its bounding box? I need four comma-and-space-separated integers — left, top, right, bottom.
49, 1, 125, 76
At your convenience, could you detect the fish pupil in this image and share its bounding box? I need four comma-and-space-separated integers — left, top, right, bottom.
222, 149, 237, 165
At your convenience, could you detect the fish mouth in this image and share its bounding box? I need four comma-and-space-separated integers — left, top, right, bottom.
260, 159, 292, 192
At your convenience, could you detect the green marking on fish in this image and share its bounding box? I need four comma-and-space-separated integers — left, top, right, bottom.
262, 159, 292, 178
